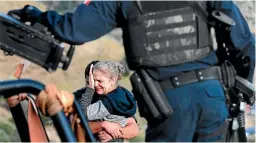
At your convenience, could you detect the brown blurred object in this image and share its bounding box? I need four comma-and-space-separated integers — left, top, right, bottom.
5, 56, 49, 142
6, 93, 27, 107
37, 84, 87, 142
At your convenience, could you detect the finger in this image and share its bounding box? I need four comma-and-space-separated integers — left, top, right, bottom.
7, 96, 19, 107
98, 131, 103, 135
98, 131, 107, 137
101, 135, 111, 142
99, 132, 106, 137
19, 93, 27, 101
36, 91, 48, 115
45, 84, 56, 98
48, 84, 59, 97
69, 114, 74, 121
114, 131, 120, 139
98, 135, 105, 141
7, 95, 19, 101
57, 90, 74, 109
90, 64, 94, 75
103, 137, 111, 142
98, 134, 104, 139
67, 106, 74, 113
111, 133, 117, 139
76, 118, 81, 124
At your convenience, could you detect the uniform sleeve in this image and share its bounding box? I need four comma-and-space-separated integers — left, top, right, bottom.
209, 1, 255, 82
39, 1, 120, 44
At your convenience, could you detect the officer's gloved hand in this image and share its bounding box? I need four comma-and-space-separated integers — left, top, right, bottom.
8, 5, 42, 24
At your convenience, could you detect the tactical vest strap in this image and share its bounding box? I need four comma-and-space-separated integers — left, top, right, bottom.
135, 1, 143, 13
187, 1, 208, 22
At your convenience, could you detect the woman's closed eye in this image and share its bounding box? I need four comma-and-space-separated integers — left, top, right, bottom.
95, 79, 103, 83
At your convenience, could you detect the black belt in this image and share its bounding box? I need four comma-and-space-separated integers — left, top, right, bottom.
159, 66, 223, 90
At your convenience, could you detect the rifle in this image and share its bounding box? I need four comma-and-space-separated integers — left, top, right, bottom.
0, 12, 75, 72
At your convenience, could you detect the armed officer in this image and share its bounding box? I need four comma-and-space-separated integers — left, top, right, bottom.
9, 1, 255, 142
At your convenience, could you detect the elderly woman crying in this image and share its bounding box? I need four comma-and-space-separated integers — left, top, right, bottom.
74, 60, 138, 142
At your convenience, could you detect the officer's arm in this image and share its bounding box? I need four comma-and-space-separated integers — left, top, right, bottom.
245, 35, 256, 82
209, 1, 255, 82
39, 1, 120, 45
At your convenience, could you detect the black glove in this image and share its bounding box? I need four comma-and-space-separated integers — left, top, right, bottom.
8, 5, 42, 24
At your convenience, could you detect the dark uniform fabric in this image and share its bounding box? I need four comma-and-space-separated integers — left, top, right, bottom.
122, 1, 213, 69
37, 1, 254, 81
31, 1, 254, 142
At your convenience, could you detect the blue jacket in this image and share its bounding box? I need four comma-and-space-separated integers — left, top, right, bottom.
91, 87, 137, 117
39, 1, 255, 81
73, 86, 137, 117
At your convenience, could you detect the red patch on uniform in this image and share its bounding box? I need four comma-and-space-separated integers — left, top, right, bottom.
84, 0, 91, 6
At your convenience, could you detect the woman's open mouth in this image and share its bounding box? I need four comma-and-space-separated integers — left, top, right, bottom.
95, 88, 103, 93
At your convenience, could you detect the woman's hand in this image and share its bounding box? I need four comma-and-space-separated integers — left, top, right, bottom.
7, 93, 27, 107
109, 129, 122, 139
101, 121, 121, 134
88, 64, 95, 89
98, 130, 113, 142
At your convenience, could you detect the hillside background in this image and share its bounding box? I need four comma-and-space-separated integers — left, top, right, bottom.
0, 1, 255, 142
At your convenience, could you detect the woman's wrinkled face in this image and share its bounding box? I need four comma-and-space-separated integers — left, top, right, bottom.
93, 69, 116, 95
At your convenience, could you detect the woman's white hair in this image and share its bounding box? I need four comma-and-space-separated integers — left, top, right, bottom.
93, 60, 126, 81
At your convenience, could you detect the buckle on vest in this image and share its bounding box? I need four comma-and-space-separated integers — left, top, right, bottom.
196, 71, 204, 81
171, 76, 180, 87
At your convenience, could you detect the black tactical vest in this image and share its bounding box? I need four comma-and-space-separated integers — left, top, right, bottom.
122, 1, 213, 70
